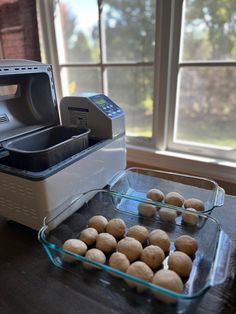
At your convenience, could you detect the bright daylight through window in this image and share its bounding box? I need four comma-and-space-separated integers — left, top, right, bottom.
38, 0, 236, 162
170, 0, 236, 161
53, 0, 155, 139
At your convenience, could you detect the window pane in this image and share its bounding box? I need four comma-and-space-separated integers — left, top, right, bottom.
175, 67, 236, 148
104, 0, 156, 62
56, 0, 99, 63
181, 0, 236, 61
61, 67, 101, 95
107, 66, 153, 137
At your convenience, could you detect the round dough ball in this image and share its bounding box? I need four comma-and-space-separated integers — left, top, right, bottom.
109, 252, 130, 273
106, 218, 126, 238
159, 207, 177, 222
182, 208, 199, 225
62, 239, 87, 263
174, 235, 198, 256
83, 248, 106, 269
96, 232, 117, 254
152, 269, 184, 303
127, 225, 149, 245
126, 261, 154, 292
147, 189, 164, 202
165, 192, 184, 207
117, 237, 143, 262
148, 229, 170, 252
79, 227, 98, 246
88, 215, 108, 233
138, 203, 157, 217
141, 245, 165, 269
184, 198, 205, 212
168, 251, 192, 277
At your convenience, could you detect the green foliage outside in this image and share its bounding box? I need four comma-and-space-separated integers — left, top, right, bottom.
178, 0, 236, 148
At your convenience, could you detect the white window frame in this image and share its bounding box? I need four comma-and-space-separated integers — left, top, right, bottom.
37, 0, 236, 184
167, 0, 236, 162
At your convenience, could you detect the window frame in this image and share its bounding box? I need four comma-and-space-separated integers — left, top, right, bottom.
37, 0, 236, 164
166, 0, 236, 162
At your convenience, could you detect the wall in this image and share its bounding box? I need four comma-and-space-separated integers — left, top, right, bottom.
0, 0, 40, 60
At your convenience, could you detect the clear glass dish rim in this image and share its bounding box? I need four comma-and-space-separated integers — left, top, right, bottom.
109, 166, 224, 213
123, 167, 220, 186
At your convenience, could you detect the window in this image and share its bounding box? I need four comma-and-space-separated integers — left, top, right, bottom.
38, 0, 156, 140
168, 0, 236, 161
38, 0, 236, 164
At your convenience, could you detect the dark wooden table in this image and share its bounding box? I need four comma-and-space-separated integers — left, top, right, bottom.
0, 194, 236, 314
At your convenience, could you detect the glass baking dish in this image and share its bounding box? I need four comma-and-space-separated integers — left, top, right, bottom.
109, 167, 225, 214
38, 189, 230, 311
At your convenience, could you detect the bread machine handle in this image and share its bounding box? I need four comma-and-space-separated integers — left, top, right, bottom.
210, 231, 231, 286
214, 186, 225, 207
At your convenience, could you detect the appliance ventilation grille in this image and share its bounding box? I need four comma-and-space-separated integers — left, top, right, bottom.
0, 114, 9, 123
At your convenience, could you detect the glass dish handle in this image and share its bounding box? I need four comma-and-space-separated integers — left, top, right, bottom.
214, 186, 225, 207
107, 170, 126, 187
210, 231, 231, 286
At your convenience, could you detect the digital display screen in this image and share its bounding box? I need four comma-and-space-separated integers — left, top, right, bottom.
94, 97, 107, 106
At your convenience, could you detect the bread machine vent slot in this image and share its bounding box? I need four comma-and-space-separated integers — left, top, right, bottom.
0, 114, 9, 123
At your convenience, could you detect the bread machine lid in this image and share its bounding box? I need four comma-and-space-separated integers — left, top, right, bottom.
0, 59, 60, 143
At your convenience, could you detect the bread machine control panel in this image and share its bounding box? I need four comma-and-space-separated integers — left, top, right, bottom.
89, 94, 122, 118
60, 93, 125, 139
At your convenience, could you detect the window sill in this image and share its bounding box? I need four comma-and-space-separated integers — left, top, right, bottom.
127, 145, 236, 187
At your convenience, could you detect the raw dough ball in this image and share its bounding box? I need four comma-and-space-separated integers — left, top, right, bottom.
83, 248, 106, 269
138, 203, 157, 217
174, 235, 198, 256
127, 225, 149, 245
117, 237, 143, 262
79, 227, 98, 246
159, 207, 177, 222
168, 251, 192, 277
62, 239, 87, 263
148, 229, 170, 252
184, 198, 205, 212
152, 269, 184, 303
182, 208, 199, 225
96, 232, 117, 254
141, 245, 165, 269
165, 192, 184, 207
147, 189, 164, 202
109, 252, 130, 273
106, 218, 126, 238
126, 261, 154, 292
88, 215, 108, 233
